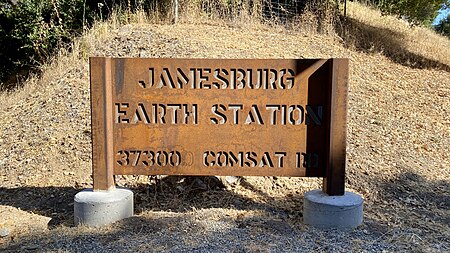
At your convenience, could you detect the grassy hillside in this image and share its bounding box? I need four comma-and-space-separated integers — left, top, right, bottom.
0, 2, 449, 252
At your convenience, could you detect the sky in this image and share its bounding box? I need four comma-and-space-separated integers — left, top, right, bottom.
433, 6, 450, 25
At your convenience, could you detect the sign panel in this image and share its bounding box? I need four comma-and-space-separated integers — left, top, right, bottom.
90, 58, 348, 195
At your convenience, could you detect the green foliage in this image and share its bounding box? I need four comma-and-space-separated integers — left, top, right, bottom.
3, 1, 64, 60
0, 0, 175, 86
0, 0, 100, 85
370, 0, 444, 25
434, 13, 450, 37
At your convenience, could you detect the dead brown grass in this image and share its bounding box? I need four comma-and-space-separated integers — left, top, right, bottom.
341, 2, 450, 70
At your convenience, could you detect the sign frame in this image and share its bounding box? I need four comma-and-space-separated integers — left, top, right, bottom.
89, 57, 348, 196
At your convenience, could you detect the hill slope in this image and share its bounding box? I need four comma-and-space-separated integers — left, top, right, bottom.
1, 2, 449, 252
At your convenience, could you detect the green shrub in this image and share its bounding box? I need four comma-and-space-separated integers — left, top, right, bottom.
0, 0, 176, 87
0, 0, 101, 86
369, 0, 444, 26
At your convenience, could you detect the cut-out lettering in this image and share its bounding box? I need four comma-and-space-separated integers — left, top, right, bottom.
296, 152, 319, 168
199, 68, 212, 89
115, 103, 198, 125
131, 103, 150, 124
203, 151, 284, 168
259, 152, 274, 167
138, 67, 297, 89
268, 69, 277, 89
225, 104, 241, 124
213, 69, 229, 88
167, 104, 181, 124
117, 150, 182, 167
274, 152, 287, 167
177, 68, 189, 88
210, 104, 227, 124
207, 104, 323, 126
306, 105, 323, 126
288, 105, 304, 125
115, 103, 130, 123
279, 69, 295, 89
266, 105, 280, 125
158, 104, 166, 124
245, 104, 264, 125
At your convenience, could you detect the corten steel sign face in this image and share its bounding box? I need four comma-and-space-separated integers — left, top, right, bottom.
90, 58, 348, 195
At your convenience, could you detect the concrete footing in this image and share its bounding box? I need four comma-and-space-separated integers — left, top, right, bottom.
74, 187, 134, 226
303, 189, 363, 229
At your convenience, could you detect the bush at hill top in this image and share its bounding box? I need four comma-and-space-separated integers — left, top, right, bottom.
0, 0, 89, 85
0, 0, 449, 89
0, 0, 142, 86
371, 0, 445, 25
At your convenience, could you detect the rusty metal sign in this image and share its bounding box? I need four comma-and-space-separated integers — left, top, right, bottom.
90, 58, 348, 195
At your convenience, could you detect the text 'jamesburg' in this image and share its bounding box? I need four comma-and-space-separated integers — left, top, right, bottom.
138, 67, 296, 89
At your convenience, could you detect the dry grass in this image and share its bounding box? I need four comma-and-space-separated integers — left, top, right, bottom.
341, 2, 450, 70
0, 1, 449, 252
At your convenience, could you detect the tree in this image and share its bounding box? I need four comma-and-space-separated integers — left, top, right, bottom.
444, 0, 450, 8
371, 0, 445, 25
0, 0, 104, 87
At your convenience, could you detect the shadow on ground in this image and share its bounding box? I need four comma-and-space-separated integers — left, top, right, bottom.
0, 176, 303, 229
377, 171, 450, 229
0, 214, 391, 252
0, 171, 448, 251
336, 16, 450, 72
0, 186, 79, 228
130, 176, 302, 219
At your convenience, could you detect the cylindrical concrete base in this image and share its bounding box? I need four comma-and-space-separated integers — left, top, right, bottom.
303, 189, 363, 229
74, 187, 134, 226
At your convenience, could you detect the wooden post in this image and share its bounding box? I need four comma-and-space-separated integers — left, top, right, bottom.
90, 57, 115, 191
323, 59, 348, 196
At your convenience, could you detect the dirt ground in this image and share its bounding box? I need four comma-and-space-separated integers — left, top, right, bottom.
0, 7, 449, 252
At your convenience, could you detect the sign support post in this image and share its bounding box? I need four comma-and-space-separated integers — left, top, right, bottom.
323, 59, 348, 196
90, 57, 115, 191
